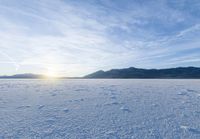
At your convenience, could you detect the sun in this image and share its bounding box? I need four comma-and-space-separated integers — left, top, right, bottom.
44, 68, 59, 78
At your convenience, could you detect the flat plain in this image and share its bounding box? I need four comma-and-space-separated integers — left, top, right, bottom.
0, 79, 200, 139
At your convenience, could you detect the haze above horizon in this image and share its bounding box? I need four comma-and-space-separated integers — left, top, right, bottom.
0, 0, 200, 77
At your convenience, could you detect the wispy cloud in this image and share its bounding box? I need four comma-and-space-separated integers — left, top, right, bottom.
0, 0, 200, 76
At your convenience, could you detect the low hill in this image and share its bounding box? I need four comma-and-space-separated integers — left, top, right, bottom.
0, 73, 45, 79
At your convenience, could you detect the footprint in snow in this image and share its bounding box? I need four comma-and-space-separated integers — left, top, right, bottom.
63, 109, 69, 113
177, 91, 188, 96
120, 106, 131, 112
16, 105, 31, 109
110, 96, 117, 99
38, 105, 45, 109
104, 101, 120, 106
180, 125, 200, 134
51, 93, 57, 96
152, 103, 159, 107
74, 88, 88, 92
186, 89, 200, 97
110, 92, 117, 95
186, 89, 197, 93
72, 98, 84, 102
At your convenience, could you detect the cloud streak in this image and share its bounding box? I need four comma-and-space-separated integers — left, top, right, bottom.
0, 0, 200, 76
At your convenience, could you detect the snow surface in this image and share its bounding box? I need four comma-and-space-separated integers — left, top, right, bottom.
0, 79, 200, 139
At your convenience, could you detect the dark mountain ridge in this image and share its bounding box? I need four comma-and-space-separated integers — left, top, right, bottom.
84, 67, 200, 78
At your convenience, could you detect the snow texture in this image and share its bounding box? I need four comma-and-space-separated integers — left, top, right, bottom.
0, 79, 200, 139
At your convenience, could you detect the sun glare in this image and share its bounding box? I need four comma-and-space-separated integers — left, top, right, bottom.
45, 68, 59, 79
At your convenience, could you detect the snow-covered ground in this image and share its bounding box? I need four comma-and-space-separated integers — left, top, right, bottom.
0, 79, 200, 139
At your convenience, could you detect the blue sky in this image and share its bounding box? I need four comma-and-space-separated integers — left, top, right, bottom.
0, 0, 200, 76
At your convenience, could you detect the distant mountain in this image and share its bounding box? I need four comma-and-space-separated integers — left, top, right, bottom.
84, 67, 200, 79
1, 67, 200, 79
0, 73, 45, 79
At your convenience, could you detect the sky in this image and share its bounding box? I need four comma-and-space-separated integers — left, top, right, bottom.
0, 0, 200, 77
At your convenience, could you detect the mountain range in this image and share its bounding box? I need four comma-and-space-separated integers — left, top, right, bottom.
1, 67, 200, 79
84, 67, 200, 79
